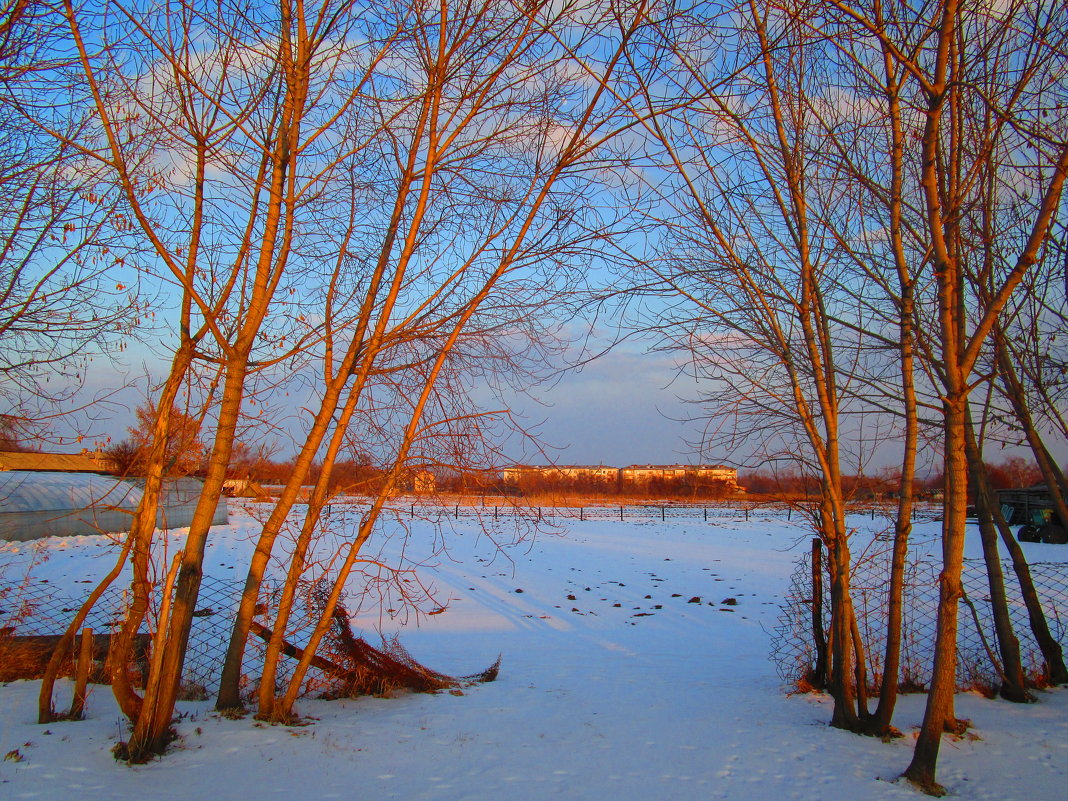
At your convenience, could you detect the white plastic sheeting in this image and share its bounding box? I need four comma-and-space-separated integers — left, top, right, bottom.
0, 471, 227, 541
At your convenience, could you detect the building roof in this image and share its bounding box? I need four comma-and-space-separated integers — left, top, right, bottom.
622, 464, 735, 471
506, 463, 737, 473
0, 450, 116, 473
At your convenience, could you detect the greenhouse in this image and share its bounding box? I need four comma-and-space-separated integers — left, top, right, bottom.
0, 471, 227, 541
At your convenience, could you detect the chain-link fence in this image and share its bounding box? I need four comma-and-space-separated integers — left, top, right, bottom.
0, 575, 345, 701
770, 546, 1068, 692
359, 498, 943, 525
381, 500, 779, 523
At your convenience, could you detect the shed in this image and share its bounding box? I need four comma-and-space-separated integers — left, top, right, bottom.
0, 450, 117, 473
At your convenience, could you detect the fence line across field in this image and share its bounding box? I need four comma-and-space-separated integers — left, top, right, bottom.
316, 499, 943, 526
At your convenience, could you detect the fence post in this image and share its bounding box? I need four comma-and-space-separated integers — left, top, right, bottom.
661, 506, 665, 521
69, 627, 94, 720
704, 507, 707, 522
811, 538, 828, 688
620, 506, 624, 522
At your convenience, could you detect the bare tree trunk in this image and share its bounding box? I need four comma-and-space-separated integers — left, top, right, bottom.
864, 395, 914, 736
995, 516, 1068, 684
851, 605, 870, 717
964, 415, 1032, 702
254, 497, 326, 719
865, 20, 918, 736
126, 358, 249, 758
980, 372, 1068, 683
903, 0, 968, 789
105, 353, 197, 721
116, 551, 182, 762
825, 503, 861, 731
905, 393, 969, 793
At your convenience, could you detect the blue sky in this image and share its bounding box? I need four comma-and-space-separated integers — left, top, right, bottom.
499, 345, 713, 467
63, 334, 717, 469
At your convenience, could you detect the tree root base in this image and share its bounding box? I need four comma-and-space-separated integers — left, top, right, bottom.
903, 773, 947, 798
112, 726, 177, 764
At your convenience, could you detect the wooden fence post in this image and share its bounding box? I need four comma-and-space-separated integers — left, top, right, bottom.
69, 627, 94, 720
810, 538, 828, 688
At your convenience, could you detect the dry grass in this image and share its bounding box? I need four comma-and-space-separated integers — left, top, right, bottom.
0, 633, 74, 682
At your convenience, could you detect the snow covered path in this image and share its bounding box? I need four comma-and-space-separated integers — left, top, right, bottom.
1, 508, 1066, 800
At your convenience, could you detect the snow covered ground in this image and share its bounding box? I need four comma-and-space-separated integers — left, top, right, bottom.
1, 503, 1066, 800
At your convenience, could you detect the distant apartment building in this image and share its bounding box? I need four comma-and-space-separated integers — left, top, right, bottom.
503, 463, 739, 490
502, 464, 618, 484
619, 464, 739, 488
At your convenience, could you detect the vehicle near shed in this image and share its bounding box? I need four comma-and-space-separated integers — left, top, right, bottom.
998, 487, 1068, 544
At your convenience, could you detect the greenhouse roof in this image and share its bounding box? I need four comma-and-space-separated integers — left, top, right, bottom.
0, 470, 142, 514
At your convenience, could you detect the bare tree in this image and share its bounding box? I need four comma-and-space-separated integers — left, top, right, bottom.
628, 2, 1067, 782
40, 0, 379, 754
985, 325, 1068, 683
625, 0, 882, 731
811, 0, 1068, 792
23, 0, 659, 756
220, 0, 665, 723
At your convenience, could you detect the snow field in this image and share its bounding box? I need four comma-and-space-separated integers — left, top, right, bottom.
1, 504, 1066, 800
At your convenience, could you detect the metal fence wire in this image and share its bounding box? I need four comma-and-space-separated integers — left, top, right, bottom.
770, 548, 1068, 692
0, 575, 347, 702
